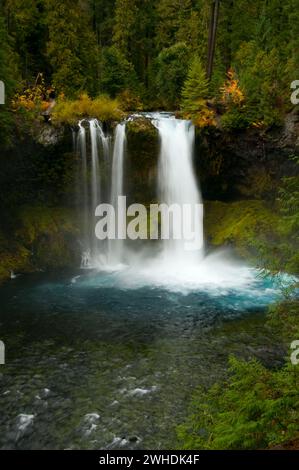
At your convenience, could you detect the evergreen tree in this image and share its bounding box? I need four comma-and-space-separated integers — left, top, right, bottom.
181, 57, 209, 112
285, 0, 299, 80
2, 0, 48, 80
45, 0, 99, 97
89, 0, 116, 46
112, 0, 137, 59
155, 42, 190, 109
133, 0, 157, 89
99, 46, 138, 97
235, 42, 285, 126
0, 14, 18, 146
155, 0, 193, 50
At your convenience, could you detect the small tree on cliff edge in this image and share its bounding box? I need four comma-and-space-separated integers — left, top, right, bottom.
181, 57, 209, 113
181, 57, 215, 127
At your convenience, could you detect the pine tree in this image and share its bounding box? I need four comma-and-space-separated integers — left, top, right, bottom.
112, 0, 137, 58
45, 0, 99, 97
0, 14, 18, 146
155, 42, 190, 109
99, 45, 138, 97
181, 57, 209, 112
2, 0, 49, 80
156, 0, 193, 50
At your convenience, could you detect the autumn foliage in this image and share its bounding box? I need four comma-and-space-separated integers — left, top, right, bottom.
12, 74, 55, 115
220, 69, 244, 107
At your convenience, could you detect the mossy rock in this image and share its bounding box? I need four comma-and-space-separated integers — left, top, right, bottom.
204, 200, 280, 258
127, 117, 157, 136
0, 206, 80, 283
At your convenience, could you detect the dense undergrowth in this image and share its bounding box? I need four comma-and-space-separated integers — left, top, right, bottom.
177, 350, 299, 449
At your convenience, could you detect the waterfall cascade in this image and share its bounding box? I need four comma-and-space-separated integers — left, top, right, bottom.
76, 113, 204, 271
77, 121, 89, 263
107, 123, 127, 266
76, 119, 126, 268
89, 119, 102, 259
72, 113, 279, 292
154, 117, 204, 265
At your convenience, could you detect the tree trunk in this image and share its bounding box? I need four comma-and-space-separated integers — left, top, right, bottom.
207, 0, 220, 80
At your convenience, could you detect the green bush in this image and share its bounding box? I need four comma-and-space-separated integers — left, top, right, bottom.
52, 93, 125, 125
221, 107, 250, 130
177, 355, 299, 449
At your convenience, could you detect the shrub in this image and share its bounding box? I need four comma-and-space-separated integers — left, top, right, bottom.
117, 89, 143, 112
220, 107, 250, 130
177, 355, 299, 449
52, 93, 125, 125
220, 68, 244, 107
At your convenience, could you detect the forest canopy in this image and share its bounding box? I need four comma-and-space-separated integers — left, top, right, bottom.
0, 0, 298, 130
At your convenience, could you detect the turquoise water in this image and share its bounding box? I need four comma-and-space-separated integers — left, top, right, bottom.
0, 268, 285, 449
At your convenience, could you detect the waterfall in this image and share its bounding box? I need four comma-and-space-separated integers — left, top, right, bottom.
89, 119, 101, 261
96, 122, 111, 163
89, 118, 113, 262
73, 114, 266, 295
77, 121, 90, 261
76, 114, 203, 272
77, 119, 111, 267
154, 117, 204, 264
107, 123, 126, 266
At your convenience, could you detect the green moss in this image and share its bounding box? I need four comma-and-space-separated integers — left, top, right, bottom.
204, 200, 280, 258
0, 206, 80, 283
0, 243, 31, 282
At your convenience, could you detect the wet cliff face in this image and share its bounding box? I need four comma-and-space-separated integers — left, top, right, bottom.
125, 118, 159, 205
124, 114, 299, 203
195, 119, 299, 201
2, 113, 297, 214
0, 113, 298, 282
0, 123, 80, 283
0, 123, 77, 218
